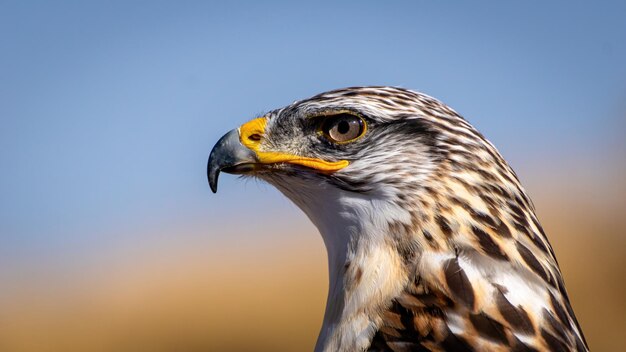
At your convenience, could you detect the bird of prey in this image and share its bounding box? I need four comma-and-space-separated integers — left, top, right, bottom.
207, 87, 588, 352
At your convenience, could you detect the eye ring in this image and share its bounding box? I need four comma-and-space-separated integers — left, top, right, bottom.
319, 113, 366, 143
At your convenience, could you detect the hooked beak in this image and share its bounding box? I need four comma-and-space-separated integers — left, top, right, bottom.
208, 117, 349, 193
207, 128, 256, 193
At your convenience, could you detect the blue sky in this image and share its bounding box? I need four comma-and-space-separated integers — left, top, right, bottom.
1, 1, 624, 266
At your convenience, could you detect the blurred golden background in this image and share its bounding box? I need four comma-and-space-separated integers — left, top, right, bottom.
1, 1, 625, 351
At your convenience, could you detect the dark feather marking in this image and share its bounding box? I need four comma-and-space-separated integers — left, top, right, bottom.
550, 292, 571, 328
545, 269, 557, 288
440, 329, 475, 352
516, 242, 550, 283
511, 337, 540, 352
382, 118, 439, 150
499, 170, 520, 189
451, 175, 476, 194
543, 308, 570, 344
394, 301, 419, 339
396, 240, 419, 266
436, 216, 453, 237
404, 293, 438, 308
386, 341, 429, 352
492, 283, 508, 294
454, 197, 501, 233
354, 267, 363, 284
512, 221, 529, 235
471, 226, 508, 260
475, 168, 499, 182
532, 216, 546, 237
451, 196, 471, 210
469, 312, 509, 345
513, 194, 532, 212
529, 230, 551, 256
427, 119, 483, 151
494, 220, 512, 238
367, 300, 434, 351
324, 174, 373, 193
480, 194, 497, 208
575, 335, 588, 352
470, 209, 498, 229
509, 203, 529, 225
528, 216, 556, 258
494, 288, 534, 334
560, 286, 589, 348
366, 331, 389, 351
444, 257, 475, 310
485, 183, 507, 197
368, 330, 430, 352
541, 328, 569, 351
546, 240, 559, 263
556, 275, 567, 296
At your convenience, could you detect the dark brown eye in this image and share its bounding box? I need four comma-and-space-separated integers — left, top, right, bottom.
321, 114, 365, 143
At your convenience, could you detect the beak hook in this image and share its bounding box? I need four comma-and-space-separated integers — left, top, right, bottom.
207, 129, 256, 193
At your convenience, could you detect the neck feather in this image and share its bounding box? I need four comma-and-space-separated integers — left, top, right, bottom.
269, 177, 411, 352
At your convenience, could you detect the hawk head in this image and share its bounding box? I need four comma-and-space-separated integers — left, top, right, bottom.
209, 87, 442, 230
207, 87, 587, 352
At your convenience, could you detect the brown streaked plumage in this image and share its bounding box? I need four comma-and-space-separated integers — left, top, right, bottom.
207, 86, 588, 351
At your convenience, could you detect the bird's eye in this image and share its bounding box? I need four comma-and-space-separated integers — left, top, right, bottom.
320, 113, 365, 143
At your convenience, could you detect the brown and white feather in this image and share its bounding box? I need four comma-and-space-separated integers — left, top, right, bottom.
220, 87, 588, 351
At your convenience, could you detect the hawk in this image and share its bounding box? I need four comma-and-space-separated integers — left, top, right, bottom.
207, 87, 588, 351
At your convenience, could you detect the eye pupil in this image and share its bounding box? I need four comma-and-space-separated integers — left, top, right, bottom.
337, 120, 350, 134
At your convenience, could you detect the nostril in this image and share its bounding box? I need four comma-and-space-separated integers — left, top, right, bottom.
249, 133, 262, 141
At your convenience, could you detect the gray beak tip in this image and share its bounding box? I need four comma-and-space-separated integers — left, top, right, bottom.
208, 168, 219, 193
207, 150, 221, 193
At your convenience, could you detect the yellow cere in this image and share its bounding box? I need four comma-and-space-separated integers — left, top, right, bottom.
238, 117, 349, 172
